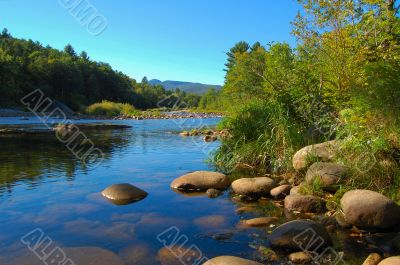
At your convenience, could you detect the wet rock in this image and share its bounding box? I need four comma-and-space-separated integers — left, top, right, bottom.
363, 253, 383, 265
194, 215, 226, 229
157, 246, 202, 265
288, 252, 312, 264
305, 162, 348, 186
180, 131, 190, 136
12, 247, 125, 265
203, 256, 262, 265
241, 217, 278, 228
269, 219, 332, 251
231, 177, 277, 199
204, 135, 218, 142
236, 206, 256, 214
284, 195, 326, 213
258, 246, 279, 262
341, 190, 400, 229
206, 188, 222, 198
171, 171, 229, 191
270, 184, 292, 199
378, 257, 400, 265
293, 140, 338, 171
101, 183, 148, 205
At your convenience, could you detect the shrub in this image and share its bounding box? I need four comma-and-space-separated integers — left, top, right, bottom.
85, 100, 139, 117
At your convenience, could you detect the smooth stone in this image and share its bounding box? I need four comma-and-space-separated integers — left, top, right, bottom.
288, 252, 312, 264
270, 184, 292, 199
236, 206, 256, 214
341, 190, 400, 229
241, 217, 278, 227
158, 246, 202, 265
293, 140, 338, 171
269, 219, 332, 251
378, 257, 400, 265
101, 183, 148, 205
12, 247, 125, 265
363, 253, 383, 265
171, 171, 229, 191
203, 256, 262, 265
231, 177, 277, 198
284, 194, 326, 213
206, 188, 222, 198
305, 162, 348, 186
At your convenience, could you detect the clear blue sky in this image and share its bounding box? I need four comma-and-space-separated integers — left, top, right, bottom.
0, 0, 300, 85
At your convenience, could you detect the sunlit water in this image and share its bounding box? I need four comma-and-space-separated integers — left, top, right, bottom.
0, 117, 397, 264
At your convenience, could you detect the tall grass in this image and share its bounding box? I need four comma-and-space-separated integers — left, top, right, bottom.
212, 100, 304, 174
85, 100, 139, 117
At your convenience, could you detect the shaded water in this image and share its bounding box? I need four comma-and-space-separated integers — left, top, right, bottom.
0, 118, 397, 264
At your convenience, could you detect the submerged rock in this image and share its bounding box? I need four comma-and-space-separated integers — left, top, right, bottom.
288, 252, 312, 264
340, 190, 400, 229
171, 171, 229, 191
241, 217, 278, 228
206, 188, 222, 198
293, 140, 338, 171
269, 219, 332, 251
378, 257, 400, 265
284, 194, 326, 213
101, 183, 148, 205
270, 184, 292, 199
305, 162, 348, 187
231, 177, 276, 199
157, 246, 202, 265
203, 256, 262, 265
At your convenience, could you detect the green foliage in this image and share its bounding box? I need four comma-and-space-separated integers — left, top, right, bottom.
85, 101, 139, 117
213, 100, 303, 173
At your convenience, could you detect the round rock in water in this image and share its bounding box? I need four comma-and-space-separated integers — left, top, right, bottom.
170, 171, 229, 191
269, 219, 332, 251
231, 177, 276, 199
102, 183, 148, 205
203, 256, 263, 265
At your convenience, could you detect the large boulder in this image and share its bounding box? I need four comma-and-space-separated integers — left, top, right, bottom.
171, 171, 229, 191
293, 140, 339, 171
203, 256, 262, 265
340, 190, 400, 229
378, 257, 400, 265
101, 183, 148, 205
284, 195, 326, 213
231, 177, 277, 199
269, 220, 332, 251
305, 162, 348, 186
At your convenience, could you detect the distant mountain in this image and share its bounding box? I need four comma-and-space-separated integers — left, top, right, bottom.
149, 79, 222, 95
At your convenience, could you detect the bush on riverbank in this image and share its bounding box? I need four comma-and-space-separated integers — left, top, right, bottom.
85, 101, 140, 117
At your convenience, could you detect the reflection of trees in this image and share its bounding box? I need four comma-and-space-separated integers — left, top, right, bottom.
0, 129, 133, 195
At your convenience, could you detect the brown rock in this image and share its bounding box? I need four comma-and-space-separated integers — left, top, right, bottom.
305, 162, 348, 186
241, 217, 278, 228
341, 190, 400, 229
236, 206, 256, 214
101, 183, 148, 205
378, 257, 400, 265
363, 253, 383, 265
171, 171, 229, 191
284, 195, 326, 213
289, 252, 312, 264
270, 185, 292, 199
157, 246, 202, 265
231, 177, 277, 199
206, 188, 222, 198
203, 256, 262, 265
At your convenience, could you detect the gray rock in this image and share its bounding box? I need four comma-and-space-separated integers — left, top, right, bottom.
102, 183, 148, 205
284, 194, 326, 213
341, 190, 400, 229
171, 171, 229, 191
293, 140, 339, 171
306, 162, 348, 186
231, 177, 277, 199
269, 219, 332, 251
203, 256, 262, 265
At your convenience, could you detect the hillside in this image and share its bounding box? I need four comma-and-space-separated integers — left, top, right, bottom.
149, 79, 221, 95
